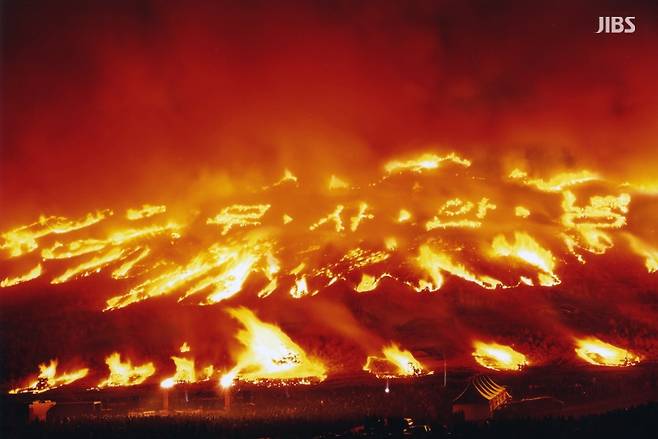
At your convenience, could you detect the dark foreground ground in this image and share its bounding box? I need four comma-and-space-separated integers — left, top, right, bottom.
2, 365, 658, 438
2, 402, 657, 439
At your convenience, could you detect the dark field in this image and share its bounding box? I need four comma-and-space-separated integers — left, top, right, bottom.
2, 404, 658, 439
3, 364, 658, 438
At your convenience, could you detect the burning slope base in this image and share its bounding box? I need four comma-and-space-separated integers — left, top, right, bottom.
220, 307, 326, 387
363, 344, 430, 378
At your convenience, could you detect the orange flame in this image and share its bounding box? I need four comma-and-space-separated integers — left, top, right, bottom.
0, 210, 111, 258
384, 152, 470, 174
125, 204, 166, 220
625, 234, 658, 273
97, 353, 155, 387
9, 360, 88, 394
491, 232, 560, 286
509, 168, 599, 192
364, 344, 429, 378
160, 342, 214, 388
472, 341, 528, 371
574, 337, 641, 367
416, 245, 501, 291
1, 263, 42, 288
219, 307, 326, 387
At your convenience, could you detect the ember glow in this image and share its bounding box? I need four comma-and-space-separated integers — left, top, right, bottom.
9, 360, 88, 394
574, 338, 641, 367
472, 342, 529, 371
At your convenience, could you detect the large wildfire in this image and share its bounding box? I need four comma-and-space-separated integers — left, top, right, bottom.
2, 1, 658, 399
3, 151, 657, 393
3, 153, 655, 302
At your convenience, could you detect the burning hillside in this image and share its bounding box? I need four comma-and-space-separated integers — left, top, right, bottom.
1, 0, 658, 408
2, 151, 656, 305
2, 150, 657, 392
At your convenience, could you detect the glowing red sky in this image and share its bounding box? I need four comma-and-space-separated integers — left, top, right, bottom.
2, 0, 658, 221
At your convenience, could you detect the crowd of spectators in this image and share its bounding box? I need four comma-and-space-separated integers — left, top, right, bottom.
1, 401, 656, 438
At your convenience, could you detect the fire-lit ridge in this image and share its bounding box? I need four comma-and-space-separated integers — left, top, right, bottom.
220, 307, 326, 387
9, 360, 88, 394
509, 168, 599, 192
97, 353, 156, 388
472, 341, 528, 371
1, 151, 654, 315
1, 210, 111, 258
40, 222, 179, 261
51, 247, 127, 284
126, 204, 166, 220
104, 235, 276, 310
574, 338, 641, 367
384, 152, 470, 174
207, 204, 271, 235
363, 344, 429, 378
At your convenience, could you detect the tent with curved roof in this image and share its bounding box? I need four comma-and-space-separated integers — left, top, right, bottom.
452, 375, 512, 421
